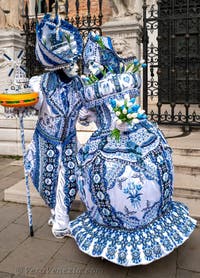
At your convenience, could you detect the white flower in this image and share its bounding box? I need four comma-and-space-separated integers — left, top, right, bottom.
122, 108, 127, 114
116, 111, 121, 116
116, 119, 122, 125
127, 102, 133, 108
119, 62, 124, 69
133, 118, 139, 124
117, 100, 124, 107
115, 100, 120, 107
131, 113, 138, 118
127, 114, 132, 119
140, 59, 145, 64
124, 95, 130, 101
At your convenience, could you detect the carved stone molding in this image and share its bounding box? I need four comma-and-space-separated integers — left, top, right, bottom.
110, 0, 142, 20
103, 0, 143, 58
102, 20, 142, 58
0, 0, 24, 30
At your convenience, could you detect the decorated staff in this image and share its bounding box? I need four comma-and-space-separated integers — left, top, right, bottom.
0, 51, 38, 236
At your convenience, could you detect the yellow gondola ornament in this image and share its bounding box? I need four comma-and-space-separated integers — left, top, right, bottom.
1, 49, 38, 236
0, 91, 39, 108
0, 50, 39, 111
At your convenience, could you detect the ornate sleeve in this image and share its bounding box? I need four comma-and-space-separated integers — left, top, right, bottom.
29, 75, 44, 110
81, 72, 140, 108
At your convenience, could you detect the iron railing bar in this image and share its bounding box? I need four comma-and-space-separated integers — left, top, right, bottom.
35, 1, 38, 21
87, 0, 91, 27
44, 0, 47, 14
65, 0, 69, 20
75, 0, 80, 28
55, 0, 58, 16
98, 0, 103, 27
146, 15, 200, 22
142, 0, 148, 114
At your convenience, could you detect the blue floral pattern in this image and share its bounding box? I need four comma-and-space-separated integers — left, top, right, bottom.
73, 117, 196, 266
70, 202, 196, 266
123, 182, 143, 209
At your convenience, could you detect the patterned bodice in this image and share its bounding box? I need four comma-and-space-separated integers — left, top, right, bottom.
30, 70, 140, 143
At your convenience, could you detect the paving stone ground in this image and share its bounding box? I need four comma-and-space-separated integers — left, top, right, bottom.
0, 156, 199, 278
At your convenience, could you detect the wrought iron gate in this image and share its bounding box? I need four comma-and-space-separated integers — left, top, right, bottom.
23, 0, 103, 77
143, 0, 200, 127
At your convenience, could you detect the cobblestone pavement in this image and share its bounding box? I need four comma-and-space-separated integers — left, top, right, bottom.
0, 157, 199, 278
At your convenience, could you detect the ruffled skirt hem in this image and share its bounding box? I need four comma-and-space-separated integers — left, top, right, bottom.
69, 201, 196, 267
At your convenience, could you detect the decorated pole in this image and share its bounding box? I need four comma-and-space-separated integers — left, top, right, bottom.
0, 50, 38, 237
19, 112, 34, 236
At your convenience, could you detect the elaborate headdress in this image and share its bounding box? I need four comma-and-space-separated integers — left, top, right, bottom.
36, 14, 83, 71
83, 32, 122, 74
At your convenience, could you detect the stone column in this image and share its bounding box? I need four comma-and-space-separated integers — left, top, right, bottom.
29, 0, 36, 16
102, 0, 143, 58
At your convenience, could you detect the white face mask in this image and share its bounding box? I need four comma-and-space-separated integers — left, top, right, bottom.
63, 62, 79, 77
88, 61, 104, 75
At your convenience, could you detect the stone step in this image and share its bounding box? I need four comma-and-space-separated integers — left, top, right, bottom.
159, 125, 183, 138
173, 154, 200, 175
173, 148, 200, 157
0, 128, 34, 143
4, 179, 85, 212
174, 173, 200, 189
173, 196, 200, 222
167, 130, 200, 156
0, 116, 37, 129
174, 186, 200, 199
173, 172, 200, 200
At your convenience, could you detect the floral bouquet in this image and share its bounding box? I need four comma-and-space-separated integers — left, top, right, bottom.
122, 58, 147, 73
82, 58, 147, 85
110, 95, 147, 141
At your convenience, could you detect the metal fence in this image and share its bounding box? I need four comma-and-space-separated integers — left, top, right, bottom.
142, 0, 200, 128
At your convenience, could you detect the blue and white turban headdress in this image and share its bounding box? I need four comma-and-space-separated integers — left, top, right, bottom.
36, 14, 83, 71
83, 32, 123, 74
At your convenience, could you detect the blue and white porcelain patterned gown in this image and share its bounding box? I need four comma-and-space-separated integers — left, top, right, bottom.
26, 69, 139, 233
69, 35, 197, 267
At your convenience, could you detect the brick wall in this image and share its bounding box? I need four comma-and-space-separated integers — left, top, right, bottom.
67, 0, 113, 23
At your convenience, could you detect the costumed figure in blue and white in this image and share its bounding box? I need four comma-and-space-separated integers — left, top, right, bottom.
70, 32, 197, 266
26, 16, 140, 239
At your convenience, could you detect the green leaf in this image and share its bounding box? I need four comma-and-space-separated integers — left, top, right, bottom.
98, 37, 106, 49
65, 34, 71, 44
125, 63, 133, 72
111, 128, 121, 142
132, 64, 141, 73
